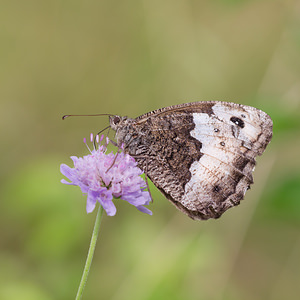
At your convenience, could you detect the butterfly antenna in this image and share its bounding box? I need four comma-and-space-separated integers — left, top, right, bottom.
62, 113, 114, 148
62, 113, 114, 120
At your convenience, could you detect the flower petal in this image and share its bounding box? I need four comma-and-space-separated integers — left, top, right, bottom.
136, 205, 152, 215
100, 200, 117, 216
121, 193, 149, 206
98, 190, 116, 216
86, 190, 98, 213
78, 183, 89, 194
60, 164, 75, 182
61, 179, 75, 185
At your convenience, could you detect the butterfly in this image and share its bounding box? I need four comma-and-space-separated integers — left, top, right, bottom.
109, 101, 273, 220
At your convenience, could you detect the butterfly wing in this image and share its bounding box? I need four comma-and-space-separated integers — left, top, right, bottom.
122, 101, 273, 220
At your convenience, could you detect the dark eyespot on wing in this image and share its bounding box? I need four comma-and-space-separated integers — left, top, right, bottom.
230, 116, 245, 128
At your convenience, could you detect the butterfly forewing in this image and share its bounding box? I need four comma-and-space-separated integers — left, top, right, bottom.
111, 101, 273, 220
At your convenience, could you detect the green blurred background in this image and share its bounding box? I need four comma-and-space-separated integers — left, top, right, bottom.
1, 0, 300, 299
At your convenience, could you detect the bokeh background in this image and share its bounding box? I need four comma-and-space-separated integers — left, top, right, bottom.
1, 0, 300, 299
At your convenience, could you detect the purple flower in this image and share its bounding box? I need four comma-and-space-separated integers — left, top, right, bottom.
60, 134, 152, 216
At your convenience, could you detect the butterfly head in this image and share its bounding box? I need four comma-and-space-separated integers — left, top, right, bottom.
109, 115, 136, 148
109, 115, 124, 127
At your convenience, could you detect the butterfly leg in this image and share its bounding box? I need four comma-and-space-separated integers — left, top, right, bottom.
106, 148, 121, 173
208, 205, 222, 219
130, 155, 154, 202
144, 157, 154, 202
104, 136, 121, 173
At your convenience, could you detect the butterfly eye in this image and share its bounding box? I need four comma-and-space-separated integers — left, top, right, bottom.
113, 116, 121, 125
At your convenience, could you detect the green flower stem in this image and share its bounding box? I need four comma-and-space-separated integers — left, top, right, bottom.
75, 204, 104, 300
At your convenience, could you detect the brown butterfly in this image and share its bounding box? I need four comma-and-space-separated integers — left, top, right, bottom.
109, 101, 273, 220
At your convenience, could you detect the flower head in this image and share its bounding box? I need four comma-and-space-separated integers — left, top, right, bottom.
60, 134, 152, 216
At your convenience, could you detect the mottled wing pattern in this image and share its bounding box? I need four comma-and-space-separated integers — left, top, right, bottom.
113, 101, 273, 220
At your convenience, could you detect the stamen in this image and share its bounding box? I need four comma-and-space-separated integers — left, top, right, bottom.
90, 133, 94, 143
84, 136, 92, 153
